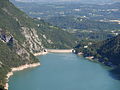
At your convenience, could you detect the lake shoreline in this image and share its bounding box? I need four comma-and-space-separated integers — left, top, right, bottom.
5, 63, 40, 90
34, 51, 48, 56
47, 49, 73, 53
8, 53, 120, 90
34, 49, 73, 56
5, 49, 73, 90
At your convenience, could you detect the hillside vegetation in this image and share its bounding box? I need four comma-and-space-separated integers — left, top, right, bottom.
74, 35, 120, 80
75, 35, 120, 66
10, 1, 120, 41
0, 0, 78, 89
46, 16, 120, 30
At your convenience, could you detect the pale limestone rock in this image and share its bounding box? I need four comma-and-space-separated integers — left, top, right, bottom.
21, 27, 44, 53
47, 39, 53, 44
43, 35, 47, 39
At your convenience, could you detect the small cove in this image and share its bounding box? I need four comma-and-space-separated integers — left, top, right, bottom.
9, 53, 120, 90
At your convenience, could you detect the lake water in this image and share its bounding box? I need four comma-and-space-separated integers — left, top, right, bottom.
9, 53, 120, 90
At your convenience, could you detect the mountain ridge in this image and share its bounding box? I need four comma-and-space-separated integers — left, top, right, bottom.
75, 35, 120, 66
0, 0, 78, 89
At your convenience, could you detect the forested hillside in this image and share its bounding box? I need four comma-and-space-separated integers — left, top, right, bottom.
10, 1, 120, 41
74, 35, 120, 79
0, 0, 78, 89
75, 35, 120, 66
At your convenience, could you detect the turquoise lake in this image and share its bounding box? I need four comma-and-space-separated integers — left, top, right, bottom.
9, 53, 120, 90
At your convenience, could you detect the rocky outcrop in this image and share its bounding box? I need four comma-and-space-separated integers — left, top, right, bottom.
0, 29, 32, 62
21, 27, 44, 53
0, 0, 78, 89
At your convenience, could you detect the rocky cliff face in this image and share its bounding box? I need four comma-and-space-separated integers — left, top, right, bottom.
0, 1, 43, 88
0, 0, 45, 54
0, 28, 38, 65
21, 27, 44, 53
0, 8, 45, 54
0, 0, 78, 89
0, 27, 40, 90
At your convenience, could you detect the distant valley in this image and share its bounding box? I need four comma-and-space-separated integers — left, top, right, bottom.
0, 0, 78, 89
0, 0, 120, 90
10, 1, 120, 40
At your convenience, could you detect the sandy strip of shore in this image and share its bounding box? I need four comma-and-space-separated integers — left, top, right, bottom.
34, 49, 74, 56
34, 52, 48, 56
5, 63, 40, 90
5, 51, 48, 90
5, 49, 73, 90
47, 49, 73, 53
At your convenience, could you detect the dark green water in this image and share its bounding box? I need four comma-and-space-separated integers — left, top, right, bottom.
9, 53, 120, 90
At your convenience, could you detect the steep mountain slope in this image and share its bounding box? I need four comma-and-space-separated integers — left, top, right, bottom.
75, 35, 120, 66
0, 0, 40, 89
97, 35, 120, 65
0, 0, 78, 89
0, 0, 78, 52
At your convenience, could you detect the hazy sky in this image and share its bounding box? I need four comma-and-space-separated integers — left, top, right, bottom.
15, 0, 120, 4
16, 0, 79, 1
